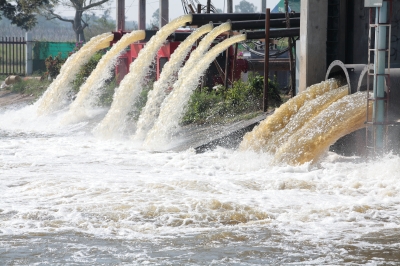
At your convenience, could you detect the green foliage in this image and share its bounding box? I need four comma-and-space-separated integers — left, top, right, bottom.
234, 0, 257, 13
126, 79, 154, 121
44, 53, 65, 78
44, 49, 117, 105
10, 78, 51, 98
84, 10, 116, 40
0, 0, 51, 30
149, 8, 159, 29
98, 77, 117, 106
182, 75, 282, 125
182, 90, 225, 124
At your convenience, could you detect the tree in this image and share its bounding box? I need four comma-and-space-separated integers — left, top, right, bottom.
149, 8, 159, 30
0, 0, 50, 30
39, 0, 112, 42
234, 0, 257, 13
83, 10, 115, 40
126, 20, 138, 31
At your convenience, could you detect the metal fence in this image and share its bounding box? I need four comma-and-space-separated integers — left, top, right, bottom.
0, 37, 26, 75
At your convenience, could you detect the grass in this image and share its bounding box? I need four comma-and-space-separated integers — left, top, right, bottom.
3, 77, 51, 98
181, 75, 282, 126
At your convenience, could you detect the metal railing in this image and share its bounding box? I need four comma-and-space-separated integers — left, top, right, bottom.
0, 37, 26, 75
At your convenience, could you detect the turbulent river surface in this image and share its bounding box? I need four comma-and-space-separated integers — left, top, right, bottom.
1, 104, 400, 265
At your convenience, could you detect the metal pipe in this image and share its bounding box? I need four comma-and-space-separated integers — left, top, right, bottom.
373, 1, 388, 151
189, 12, 300, 26
232, 42, 238, 82
261, 0, 266, 12
113, 27, 298, 44
263, 8, 270, 112
116, 0, 125, 31
188, 4, 196, 13
227, 0, 233, 13
138, 0, 146, 30
171, 27, 298, 42
159, 0, 169, 28
215, 17, 300, 30
224, 34, 230, 88
286, 0, 296, 97
26, 33, 32, 75
244, 28, 300, 39
224, 0, 233, 88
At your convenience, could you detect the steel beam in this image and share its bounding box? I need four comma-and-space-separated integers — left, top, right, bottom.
116, 0, 125, 31
189, 13, 300, 26
139, 0, 146, 30
160, 0, 169, 28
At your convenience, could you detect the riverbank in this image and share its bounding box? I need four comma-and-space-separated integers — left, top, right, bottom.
0, 89, 36, 108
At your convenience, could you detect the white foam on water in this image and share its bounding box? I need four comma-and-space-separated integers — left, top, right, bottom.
1, 120, 400, 263
0, 102, 108, 136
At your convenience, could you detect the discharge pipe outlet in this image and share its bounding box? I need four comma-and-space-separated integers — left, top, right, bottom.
325, 60, 365, 94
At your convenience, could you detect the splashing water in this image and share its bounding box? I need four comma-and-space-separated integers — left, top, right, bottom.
133, 23, 214, 141
171, 22, 232, 95
61, 31, 146, 125
274, 92, 371, 165
266, 86, 349, 153
240, 79, 340, 152
93, 14, 193, 139
143, 34, 246, 149
36, 33, 114, 116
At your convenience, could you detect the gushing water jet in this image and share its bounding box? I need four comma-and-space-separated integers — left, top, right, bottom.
93, 14, 193, 139
143, 34, 247, 149
240, 79, 340, 152
266, 86, 349, 153
274, 92, 372, 165
36, 33, 114, 116
61, 30, 146, 125
133, 23, 214, 141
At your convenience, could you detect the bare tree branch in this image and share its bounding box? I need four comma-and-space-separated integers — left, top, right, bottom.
82, 0, 109, 11
46, 9, 74, 23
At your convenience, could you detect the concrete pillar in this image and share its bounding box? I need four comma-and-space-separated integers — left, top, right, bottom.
159, 0, 169, 28
261, 0, 266, 12
25, 32, 32, 75
139, 0, 146, 30
116, 0, 125, 31
299, 0, 328, 92
227, 0, 233, 13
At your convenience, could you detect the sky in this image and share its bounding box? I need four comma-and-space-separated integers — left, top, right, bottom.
57, 0, 281, 24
